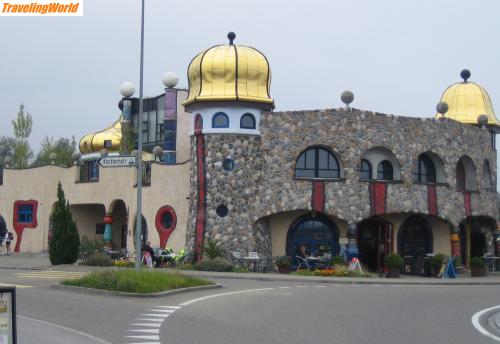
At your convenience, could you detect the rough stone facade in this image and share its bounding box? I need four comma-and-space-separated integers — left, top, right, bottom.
186, 107, 497, 259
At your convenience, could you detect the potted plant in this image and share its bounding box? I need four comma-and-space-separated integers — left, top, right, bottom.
275, 255, 291, 274
431, 253, 447, 277
469, 257, 484, 277
383, 253, 403, 278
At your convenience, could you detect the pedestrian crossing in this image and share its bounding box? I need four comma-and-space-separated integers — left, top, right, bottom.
14, 270, 89, 280
126, 305, 181, 344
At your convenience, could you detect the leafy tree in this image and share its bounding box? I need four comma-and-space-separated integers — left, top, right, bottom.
0, 136, 16, 165
32, 136, 76, 167
49, 182, 80, 265
11, 103, 33, 168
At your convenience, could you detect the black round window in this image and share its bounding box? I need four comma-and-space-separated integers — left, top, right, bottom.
162, 212, 173, 229
222, 159, 235, 172
216, 205, 229, 218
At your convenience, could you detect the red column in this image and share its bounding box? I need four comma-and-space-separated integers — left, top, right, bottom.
311, 181, 325, 213
194, 128, 206, 262
370, 182, 387, 216
427, 184, 438, 216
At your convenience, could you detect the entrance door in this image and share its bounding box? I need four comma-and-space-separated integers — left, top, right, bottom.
399, 216, 432, 275
358, 218, 390, 272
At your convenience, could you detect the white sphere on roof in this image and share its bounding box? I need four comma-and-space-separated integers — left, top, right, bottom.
162, 71, 179, 88
120, 82, 135, 97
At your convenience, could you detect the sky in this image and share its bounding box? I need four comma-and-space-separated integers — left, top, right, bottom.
1, 0, 499, 188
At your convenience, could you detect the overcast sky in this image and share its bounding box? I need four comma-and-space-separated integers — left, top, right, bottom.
1, 0, 499, 187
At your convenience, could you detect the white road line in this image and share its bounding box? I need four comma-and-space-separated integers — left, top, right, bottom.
471, 305, 500, 341
126, 335, 160, 340
295, 285, 308, 288
314, 285, 327, 288
19, 315, 112, 344
130, 323, 162, 328
0, 282, 33, 288
180, 287, 275, 306
135, 318, 165, 323
278, 286, 291, 289
127, 342, 160, 344
128, 329, 160, 334
156, 306, 181, 309
140, 314, 170, 318
150, 309, 175, 313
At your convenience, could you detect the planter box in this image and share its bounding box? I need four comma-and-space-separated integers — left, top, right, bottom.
471, 267, 484, 277
277, 266, 290, 274
386, 267, 400, 278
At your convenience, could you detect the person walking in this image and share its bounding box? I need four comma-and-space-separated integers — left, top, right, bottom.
5, 232, 13, 255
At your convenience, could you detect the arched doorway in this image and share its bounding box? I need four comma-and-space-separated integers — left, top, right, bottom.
286, 215, 339, 268
398, 216, 432, 275
133, 215, 148, 248
460, 217, 496, 265
357, 217, 392, 272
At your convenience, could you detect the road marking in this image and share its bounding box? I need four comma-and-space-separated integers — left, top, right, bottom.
156, 306, 181, 309
135, 318, 164, 323
15, 270, 89, 280
471, 305, 500, 341
126, 335, 160, 340
278, 286, 291, 289
0, 282, 33, 288
315, 285, 327, 288
130, 323, 162, 328
140, 314, 170, 318
19, 315, 112, 344
150, 309, 175, 313
128, 306, 182, 344
295, 285, 308, 288
128, 329, 160, 334
180, 288, 275, 306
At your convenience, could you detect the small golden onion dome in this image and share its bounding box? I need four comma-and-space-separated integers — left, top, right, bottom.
436, 70, 499, 127
79, 117, 123, 154
183, 33, 273, 109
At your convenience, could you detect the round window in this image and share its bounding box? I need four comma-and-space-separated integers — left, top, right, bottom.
162, 212, 173, 229
155, 206, 177, 232
216, 205, 229, 218
222, 159, 235, 172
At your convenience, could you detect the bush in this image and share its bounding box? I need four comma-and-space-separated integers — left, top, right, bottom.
195, 257, 232, 272
469, 257, 484, 268
63, 270, 213, 293
431, 253, 447, 268
275, 255, 291, 267
330, 256, 346, 266
383, 253, 404, 269
232, 266, 250, 273
79, 236, 103, 263
84, 252, 113, 266
49, 182, 80, 265
203, 238, 226, 260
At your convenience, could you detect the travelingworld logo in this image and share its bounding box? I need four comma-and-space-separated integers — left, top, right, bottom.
1, 0, 83, 16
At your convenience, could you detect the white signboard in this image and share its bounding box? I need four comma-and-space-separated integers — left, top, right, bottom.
98, 156, 136, 167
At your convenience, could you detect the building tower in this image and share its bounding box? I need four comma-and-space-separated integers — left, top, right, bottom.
183, 32, 274, 261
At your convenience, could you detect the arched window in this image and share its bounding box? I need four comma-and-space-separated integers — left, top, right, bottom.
360, 159, 371, 180
483, 160, 493, 189
295, 147, 340, 179
376, 160, 393, 180
240, 113, 256, 129
456, 156, 477, 191
212, 112, 229, 128
415, 154, 436, 183
456, 161, 466, 191
194, 114, 203, 130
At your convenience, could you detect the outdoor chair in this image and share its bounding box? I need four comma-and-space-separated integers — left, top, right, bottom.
257, 257, 271, 273
296, 256, 310, 270
231, 251, 244, 268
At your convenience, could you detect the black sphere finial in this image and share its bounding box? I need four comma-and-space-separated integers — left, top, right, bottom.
118, 98, 124, 111
460, 69, 471, 82
227, 32, 236, 45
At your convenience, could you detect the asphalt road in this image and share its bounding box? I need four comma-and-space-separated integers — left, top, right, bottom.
0, 268, 498, 344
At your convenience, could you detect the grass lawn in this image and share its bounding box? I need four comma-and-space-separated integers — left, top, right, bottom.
63, 269, 213, 294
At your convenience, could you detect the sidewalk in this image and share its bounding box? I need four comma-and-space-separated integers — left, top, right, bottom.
2, 253, 500, 285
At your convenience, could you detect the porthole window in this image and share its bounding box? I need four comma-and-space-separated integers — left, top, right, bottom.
240, 113, 256, 129
216, 205, 229, 218
222, 159, 235, 172
155, 205, 177, 231
162, 212, 173, 229
212, 112, 229, 128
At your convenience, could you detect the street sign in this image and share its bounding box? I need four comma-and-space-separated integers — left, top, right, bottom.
98, 156, 136, 167
0, 287, 16, 344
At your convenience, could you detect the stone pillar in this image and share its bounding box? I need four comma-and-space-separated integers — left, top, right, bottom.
346, 223, 359, 261
450, 226, 461, 268
103, 214, 113, 249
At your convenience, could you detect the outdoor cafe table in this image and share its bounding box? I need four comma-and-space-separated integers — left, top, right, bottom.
305, 256, 328, 268
242, 256, 260, 272
483, 256, 499, 272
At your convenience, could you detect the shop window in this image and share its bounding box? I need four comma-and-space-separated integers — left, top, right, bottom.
295, 147, 340, 179
18, 204, 33, 223
240, 113, 256, 129
360, 159, 371, 180
212, 112, 229, 128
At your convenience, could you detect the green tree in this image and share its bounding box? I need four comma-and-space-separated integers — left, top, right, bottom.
49, 182, 80, 265
12, 103, 33, 168
31, 136, 76, 167
0, 136, 16, 165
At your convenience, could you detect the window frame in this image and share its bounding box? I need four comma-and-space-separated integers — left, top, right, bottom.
295, 147, 340, 180
212, 112, 230, 128
415, 154, 436, 183
360, 159, 372, 180
240, 113, 256, 129
376, 160, 394, 181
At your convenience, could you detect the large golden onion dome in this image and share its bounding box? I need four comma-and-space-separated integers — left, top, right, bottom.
183, 32, 274, 109
79, 116, 122, 154
436, 69, 499, 127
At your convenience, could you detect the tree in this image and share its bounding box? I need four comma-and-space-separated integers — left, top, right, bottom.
11, 103, 33, 168
49, 182, 80, 265
32, 136, 76, 167
0, 136, 16, 165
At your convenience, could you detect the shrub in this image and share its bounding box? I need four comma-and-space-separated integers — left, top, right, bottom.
203, 238, 226, 260
275, 255, 291, 267
431, 253, 447, 268
113, 260, 135, 268
84, 252, 113, 266
195, 257, 232, 272
79, 236, 103, 263
330, 256, 346, 266
469, 257, 484, 268
232, 266, 250, 273
383, 253, 404, 269
49, 182, 80, 265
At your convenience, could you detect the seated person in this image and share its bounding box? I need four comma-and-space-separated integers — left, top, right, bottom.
141, 241, 159, 267
296, 244, 308, 259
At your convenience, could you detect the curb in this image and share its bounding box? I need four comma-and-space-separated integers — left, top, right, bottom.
174, 270, 500, 286
51, 283, 222, 297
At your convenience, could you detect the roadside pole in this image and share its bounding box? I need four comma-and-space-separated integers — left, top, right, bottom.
135, 0, 146, 271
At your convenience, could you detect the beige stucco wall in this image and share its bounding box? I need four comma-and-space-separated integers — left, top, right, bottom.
0, 161, 190, 253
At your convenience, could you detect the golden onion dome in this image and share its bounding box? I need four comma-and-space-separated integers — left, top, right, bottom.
79, 116, 122, 154
436, 69, 499, 127
183, 32, 274, 109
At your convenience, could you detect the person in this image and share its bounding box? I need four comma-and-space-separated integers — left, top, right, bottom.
5, 232, 13, 255
0, 216, 6, 247
296, 244, 307, 259
141, 241, 157, 268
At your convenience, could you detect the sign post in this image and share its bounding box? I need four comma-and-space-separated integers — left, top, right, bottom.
0, 287, 16, 344
98, 156, 136, 167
